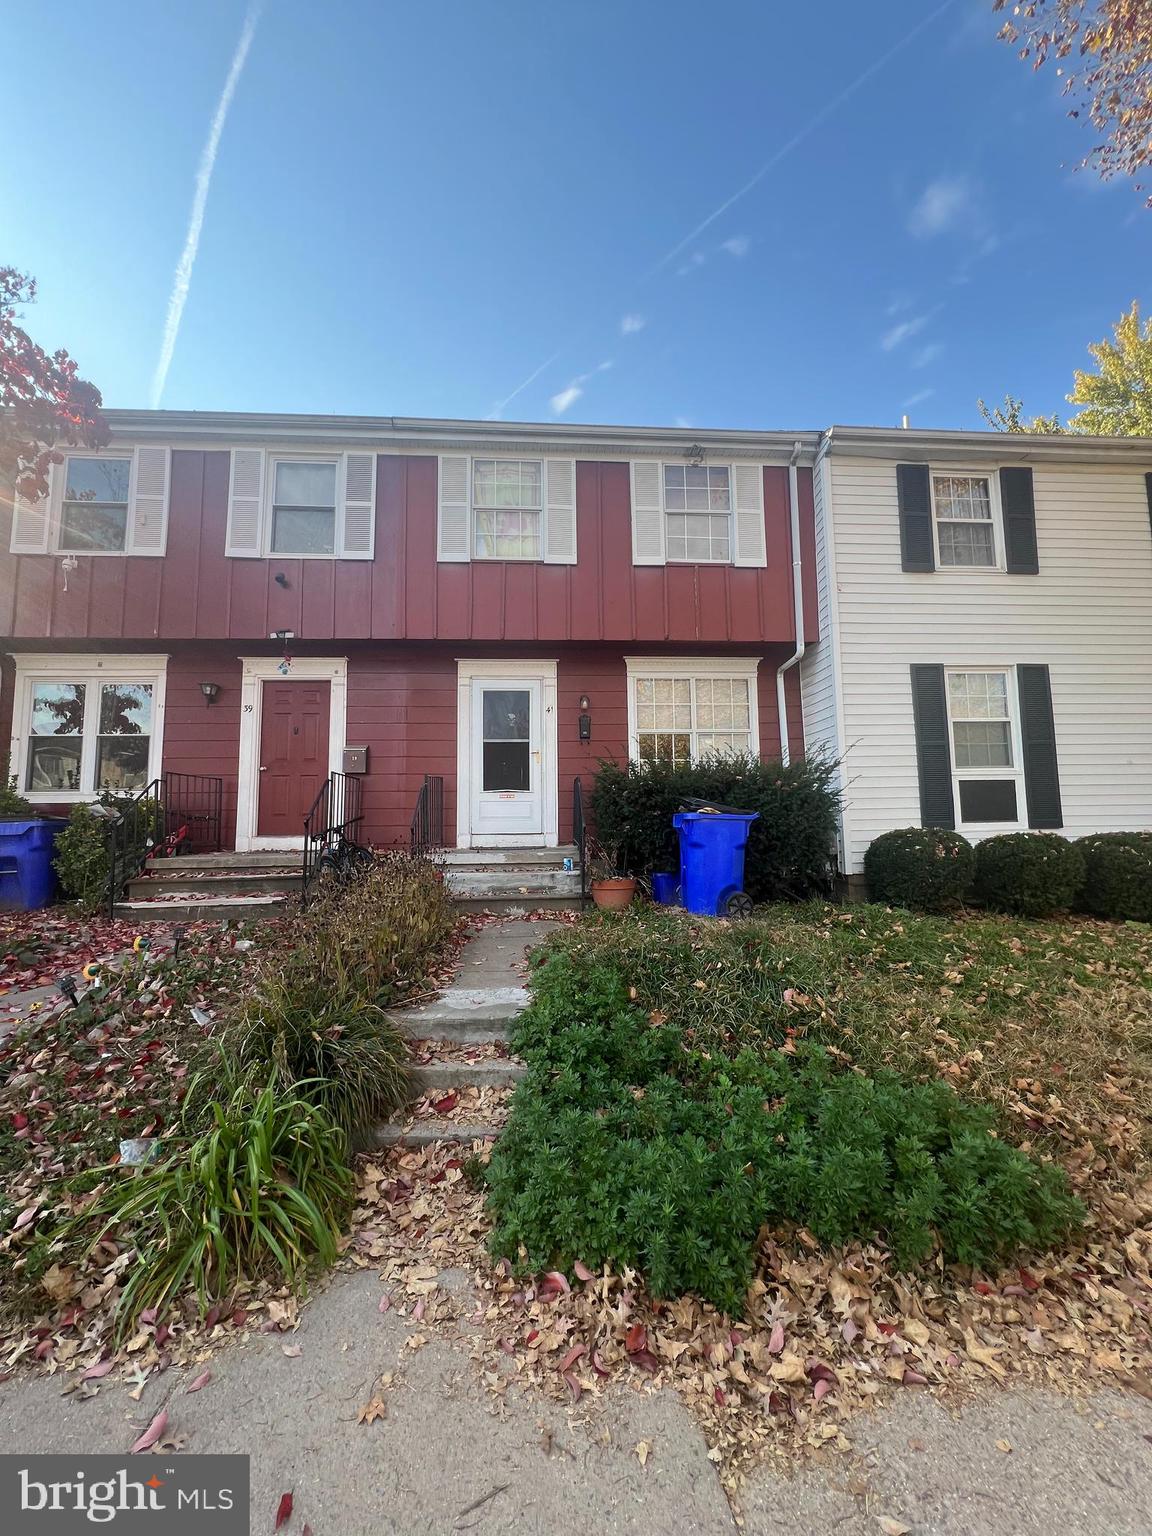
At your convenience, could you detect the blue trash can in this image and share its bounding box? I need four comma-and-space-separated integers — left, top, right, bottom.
0, 819, 70, 912
672, 810, 758, 918
651, 871, 680, 906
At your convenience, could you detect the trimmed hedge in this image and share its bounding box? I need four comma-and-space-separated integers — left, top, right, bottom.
975, 831, 1085, 918
589, 753, 840, 902
864, 827, 975, 911
1074, 832, 1152, 923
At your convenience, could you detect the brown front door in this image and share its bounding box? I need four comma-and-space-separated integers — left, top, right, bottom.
257, 679, 331, 838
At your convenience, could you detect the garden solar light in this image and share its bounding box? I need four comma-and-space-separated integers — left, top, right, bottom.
57, 975, 79, 1008
172, 923, 188, 959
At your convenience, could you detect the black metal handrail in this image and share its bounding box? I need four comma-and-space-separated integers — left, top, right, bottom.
301, 772, 364, 905
573, 775, 588, 906
410, 773, 445, 857
161, 771, 223, 853
104, 778, 163, 918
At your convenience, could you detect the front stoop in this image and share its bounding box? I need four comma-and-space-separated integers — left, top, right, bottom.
115, 853, 301, 922
440, 845, 583, 914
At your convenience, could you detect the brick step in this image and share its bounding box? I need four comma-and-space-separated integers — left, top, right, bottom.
114, 893, 290, 922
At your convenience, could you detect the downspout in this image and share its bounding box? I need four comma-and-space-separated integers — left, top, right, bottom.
775, 440, 806, 767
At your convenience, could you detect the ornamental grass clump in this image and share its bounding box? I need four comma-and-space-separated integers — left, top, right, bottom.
863, 827, 975, 911
484, 950, 1083, 1315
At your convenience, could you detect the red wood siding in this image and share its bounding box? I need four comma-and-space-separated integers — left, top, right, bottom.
1, 456, 815, 646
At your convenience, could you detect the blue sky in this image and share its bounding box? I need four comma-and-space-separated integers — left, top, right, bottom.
5, 1, 1149, 430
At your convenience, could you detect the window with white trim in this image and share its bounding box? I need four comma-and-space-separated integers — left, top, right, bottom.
663, 464, 732, 562
628, 662, 758, 765
932, 474, 998, 568
472, 459, 542, 560
946, 668, 1023, 826
270, 459, 338, 555
59, 456, 132, 553
12, 661, 165, 800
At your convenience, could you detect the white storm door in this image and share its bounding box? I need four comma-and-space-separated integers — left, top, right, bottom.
470, 678, 543, 841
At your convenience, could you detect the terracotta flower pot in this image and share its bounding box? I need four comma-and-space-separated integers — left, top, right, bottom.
591, 877, 637, 911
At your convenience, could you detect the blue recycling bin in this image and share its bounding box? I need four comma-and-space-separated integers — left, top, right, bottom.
651, 871, 680, 906
672, 810, 758, 918
0, 819, 69, 912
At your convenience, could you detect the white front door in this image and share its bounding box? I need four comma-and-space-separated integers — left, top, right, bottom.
469, 677, 544, 842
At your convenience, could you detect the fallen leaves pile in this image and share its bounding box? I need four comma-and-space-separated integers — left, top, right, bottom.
0, 911, 168, 996
349, 1134, 1152, 1491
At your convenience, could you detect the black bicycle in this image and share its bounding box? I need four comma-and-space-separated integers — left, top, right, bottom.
316, 826, 374, 884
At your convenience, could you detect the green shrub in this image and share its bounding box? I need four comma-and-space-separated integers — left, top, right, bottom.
484, 950, 1083, 1313
218, 966, 409, 1146
975, 832, 1086, 918
0, 766, 33, 820
864, 827, 975, 911
1074, 833, 1152, 923
589, 752, 840, 901
67, 1077, 353, 1333
53, 792, 161, 910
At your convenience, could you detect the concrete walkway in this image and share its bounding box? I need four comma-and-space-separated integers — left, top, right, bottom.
0, 1268, 1148, 1534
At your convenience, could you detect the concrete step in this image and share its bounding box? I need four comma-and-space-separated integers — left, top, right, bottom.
371, 1119, 502, 1149
389, 986, 526, 1042
129, 870, 300, 898
439, 846, 579, 869
149, 852, 299, 872
114, 893, 291, 922
409, 1059, 525, 1094
451, 894, 582, 914
444, 867, 581, 897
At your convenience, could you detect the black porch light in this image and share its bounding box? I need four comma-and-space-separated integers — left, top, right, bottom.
200, 681, 220, 704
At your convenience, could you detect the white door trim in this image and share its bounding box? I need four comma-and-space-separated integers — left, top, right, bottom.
456, 659, 558, 849
236, 656, 348, 852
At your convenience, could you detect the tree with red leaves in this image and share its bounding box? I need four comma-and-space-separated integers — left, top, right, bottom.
0, 268, 108, 506
994, 1, 1152, 196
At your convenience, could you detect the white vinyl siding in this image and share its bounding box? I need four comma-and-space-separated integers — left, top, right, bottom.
799, 452, 847, 861
827, 456, 1152, 871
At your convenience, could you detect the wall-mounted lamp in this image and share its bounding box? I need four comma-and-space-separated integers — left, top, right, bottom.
200, 681, 220, 705
270, 629, 296, 643
274, 572, 290, 588
579, 695, 590, 711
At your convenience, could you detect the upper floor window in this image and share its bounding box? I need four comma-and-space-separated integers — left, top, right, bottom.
271, 460, 338, 555
58, 457, 133, 553
472, 459, 542, 560
663, 464, 732, 562
932, 474, 997, 568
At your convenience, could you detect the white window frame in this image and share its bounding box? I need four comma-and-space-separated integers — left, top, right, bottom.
661, 462, 734, 565
266, 454, 341, 559
930, 468, 1004, 572
8, 653, 168, 804
55, 452, 135, 556
944, 665, 1025, 833
624, 656, 761, 764
470, 458, 544, 563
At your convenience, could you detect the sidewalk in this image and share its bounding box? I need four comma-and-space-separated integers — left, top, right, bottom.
0, 1267, 1148, 1534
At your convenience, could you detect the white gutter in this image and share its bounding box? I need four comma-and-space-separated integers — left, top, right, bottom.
775, 439, 806, 768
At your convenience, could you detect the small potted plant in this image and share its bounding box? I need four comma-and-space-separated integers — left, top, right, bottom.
586, 836, 637, 911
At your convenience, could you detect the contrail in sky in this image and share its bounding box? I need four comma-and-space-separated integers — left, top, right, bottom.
150, 3, 263, 408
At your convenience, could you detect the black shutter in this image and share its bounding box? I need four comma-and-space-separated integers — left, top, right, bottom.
910, 664, 955, 828
1018, 664, 1063, 828
1000, 466, 1039, 574
897, 463, 934, 572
